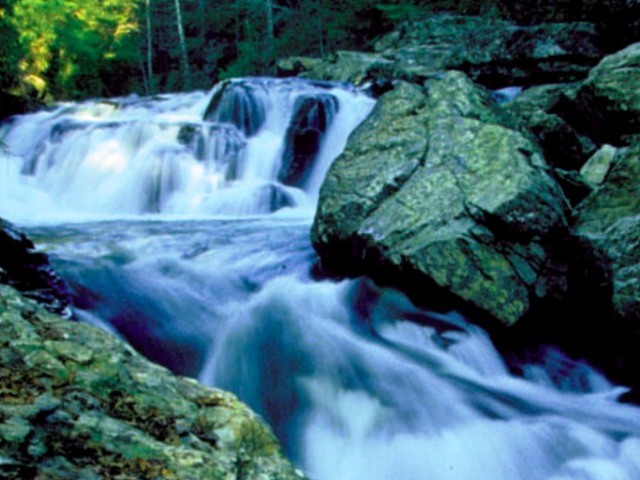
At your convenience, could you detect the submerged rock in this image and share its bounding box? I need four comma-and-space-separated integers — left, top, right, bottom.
279, 94, 339, 187
204, 80, 268, 137
312, 72, 569, 326
0, 284, 305, 480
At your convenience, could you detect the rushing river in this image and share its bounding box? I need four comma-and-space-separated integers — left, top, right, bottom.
2, 78, 640, 480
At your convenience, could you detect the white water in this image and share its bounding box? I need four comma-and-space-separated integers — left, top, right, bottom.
0, 78, 372, 221
3, 79, 640, 480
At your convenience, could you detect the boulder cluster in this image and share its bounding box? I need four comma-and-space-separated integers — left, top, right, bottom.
295, 16, 640, 393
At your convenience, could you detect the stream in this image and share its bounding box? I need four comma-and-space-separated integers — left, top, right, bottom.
2, 78, 640, 480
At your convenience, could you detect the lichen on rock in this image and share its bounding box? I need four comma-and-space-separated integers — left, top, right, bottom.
312, 71, 569, 326
574, 143, 640, 326
0, 284, 305, 480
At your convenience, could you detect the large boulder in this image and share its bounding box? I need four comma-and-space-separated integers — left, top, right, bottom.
574, 143, 640, 325
573, 42, 640, 144
0, 284, 305, 480
312, 72, 569, 326
279, 15, 604, 88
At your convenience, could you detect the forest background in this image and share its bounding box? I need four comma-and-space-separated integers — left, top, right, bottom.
0, 0, 638, 107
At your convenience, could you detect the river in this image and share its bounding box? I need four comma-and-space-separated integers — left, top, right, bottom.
1, 78, 640, 480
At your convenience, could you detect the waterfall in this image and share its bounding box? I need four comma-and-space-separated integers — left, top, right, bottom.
2, 78, 640, 480
0, 78, 374, 221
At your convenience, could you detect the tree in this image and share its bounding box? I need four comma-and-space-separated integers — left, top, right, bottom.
0, 0, 23, 91
173, 0, 191, 89
145, 0, 155, 94
8, 0, 142, 99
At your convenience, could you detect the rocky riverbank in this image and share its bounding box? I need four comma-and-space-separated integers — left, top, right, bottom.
0, 223, 304, 479
296, 17, 640, 396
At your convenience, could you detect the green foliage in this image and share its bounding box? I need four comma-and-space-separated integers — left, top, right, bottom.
6, 0, 141, 99
0, 0, 637, 102
0, 0, 23, 91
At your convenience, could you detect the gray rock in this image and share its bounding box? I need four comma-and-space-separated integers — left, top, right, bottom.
279, 15, 604, 88
312, 72, 569, 326
0, 285, 306, 480
579, 144, 617, 187
0, 219, 71, 317
505, 83, 597, 171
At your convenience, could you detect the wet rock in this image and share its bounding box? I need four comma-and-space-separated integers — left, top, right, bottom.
204, 80, 268, 137
177, 123, 206, 159
312, 72, 569, 326
279, 94, 339, 187
0, 284, 306, 480
505, 83, 597, 171
0, 219, 70, 316
575, 144, 640, 326
565, 141, 640, 395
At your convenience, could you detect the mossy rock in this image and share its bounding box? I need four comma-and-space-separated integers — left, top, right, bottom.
313, 72, 569, 326
0, 285, 305, 480
575, 143, 640, 325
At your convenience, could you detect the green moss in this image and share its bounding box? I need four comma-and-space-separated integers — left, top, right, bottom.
0, 285, 305, 480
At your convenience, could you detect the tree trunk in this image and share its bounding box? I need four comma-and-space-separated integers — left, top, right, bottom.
234, 0, 241, 56
173, 0, 191, 90
317, 0, 324, 58
145, 0, 154, 93
264, 0, 274, 65
265, 0, 274, 44
197, 0, 206, 44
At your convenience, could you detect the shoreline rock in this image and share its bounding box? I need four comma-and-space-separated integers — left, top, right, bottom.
0, 284, 305, 479
0, 219, 71, 318
312, 71, 570, 327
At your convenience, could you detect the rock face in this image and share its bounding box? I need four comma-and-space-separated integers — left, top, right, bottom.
204, 80, 267, 137
0, 284, 305, 480
503, 44, 640, 209
312, 72, 569, 326
278, 15, 603, 88
0, 220, 70, 317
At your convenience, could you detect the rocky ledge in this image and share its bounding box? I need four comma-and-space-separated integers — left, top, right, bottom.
278, 14, 606, 90
0, 284, 305, 479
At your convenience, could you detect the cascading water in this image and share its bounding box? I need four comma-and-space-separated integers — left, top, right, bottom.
2, 78, 640, 480
0, 78, 368, 221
